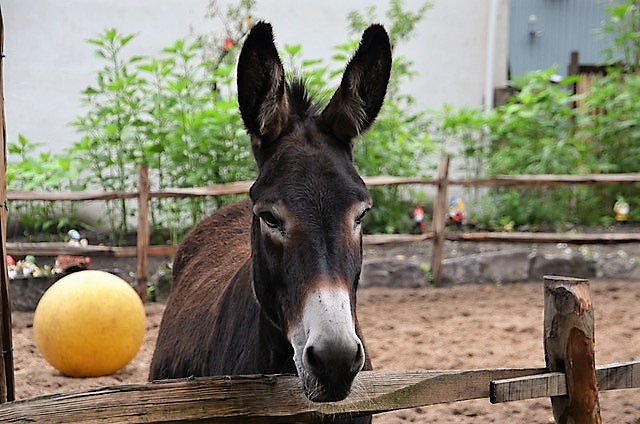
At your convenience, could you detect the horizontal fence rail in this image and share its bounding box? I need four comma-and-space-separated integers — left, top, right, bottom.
8, 172, 640, 201
0, 362, 637, 423
8, 232, 640, 259
0, 276, 638, 423
0, 368, 548, 423
7, 161, 640, 288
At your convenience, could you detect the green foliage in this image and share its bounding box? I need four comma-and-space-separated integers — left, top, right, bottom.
7, 135, 87, 239
601, 0, 640, 71
8, 0, 434, 240
346, 0, 435, 233
434, 68, 640, 228
72, 29, 146, 243
10, 0, 640, 238
426, 1, 640, 229
8, 2, 255, 244
72, 27, 255, 244
263, 0, 436, 234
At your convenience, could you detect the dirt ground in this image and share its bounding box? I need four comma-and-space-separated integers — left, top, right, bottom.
10, 279, 640, 423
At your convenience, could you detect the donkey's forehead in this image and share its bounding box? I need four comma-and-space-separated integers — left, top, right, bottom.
250, 136, 370, 207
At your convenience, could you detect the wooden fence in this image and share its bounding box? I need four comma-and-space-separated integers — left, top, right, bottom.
7, 160, 640, 292
0, 7, 13, 404
1, 15, 639, 420
0, 275, 637, 423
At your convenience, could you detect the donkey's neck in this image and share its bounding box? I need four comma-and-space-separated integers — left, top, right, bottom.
256, 309, 296, 374
214, 262, 295, 375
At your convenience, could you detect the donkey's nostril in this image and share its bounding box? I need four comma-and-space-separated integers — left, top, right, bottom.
303, 337, 364, 382
304, 345, 322, 372
351, 341, 365, 375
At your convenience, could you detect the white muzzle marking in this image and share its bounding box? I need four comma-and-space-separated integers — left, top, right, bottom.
288, 286, 364, 401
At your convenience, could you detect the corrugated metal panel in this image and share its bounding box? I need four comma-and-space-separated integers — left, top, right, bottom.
509, 0, 621, 77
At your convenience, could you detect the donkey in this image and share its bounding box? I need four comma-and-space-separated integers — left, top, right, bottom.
149, 21, 391, 420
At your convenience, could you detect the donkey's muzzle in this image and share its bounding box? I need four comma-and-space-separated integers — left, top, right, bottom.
289, 285, 366, 402
303, 334, 365, 402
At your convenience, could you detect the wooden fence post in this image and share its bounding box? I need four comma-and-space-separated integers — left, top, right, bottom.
0, 5, 14, 403
544, 275, 601, 424
431, 156, 449, 286
136, 165, 150, 302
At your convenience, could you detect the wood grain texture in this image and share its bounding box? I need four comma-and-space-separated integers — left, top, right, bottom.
431, 156, 449, 287
9, 173, 640, 202
446, 231, 640, 244
543, 276, 601, 424
0, 6, 14, 403
490, 361, 640, 403
0, 368, 546, 423
135, 165, 150, 300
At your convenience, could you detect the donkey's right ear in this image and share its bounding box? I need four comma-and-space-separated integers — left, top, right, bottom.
237, 22, 289, 146
320, 24, 391, 147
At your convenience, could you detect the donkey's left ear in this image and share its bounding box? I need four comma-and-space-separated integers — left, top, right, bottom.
320, 24, 392, 146
237, 22, 289, 147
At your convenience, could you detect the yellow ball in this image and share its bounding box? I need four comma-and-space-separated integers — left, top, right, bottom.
33, 270, 146, 377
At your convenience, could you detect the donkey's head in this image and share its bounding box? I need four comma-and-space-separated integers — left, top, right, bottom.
238, 22, 391, 402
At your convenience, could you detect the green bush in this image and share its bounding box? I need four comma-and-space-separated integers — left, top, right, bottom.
287, 0, 436, 233
433, 68, 640, 229
7, 135, 87, 239
68, 29, 255, 244
426, 0, 640, 229
7, 0, 437, 241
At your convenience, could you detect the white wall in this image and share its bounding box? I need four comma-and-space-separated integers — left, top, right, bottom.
3, 0, 508, 156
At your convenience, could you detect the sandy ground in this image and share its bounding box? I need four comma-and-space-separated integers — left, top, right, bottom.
10, 280, 640, 423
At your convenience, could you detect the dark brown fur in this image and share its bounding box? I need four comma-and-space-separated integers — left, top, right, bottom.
150, 22, 391, 424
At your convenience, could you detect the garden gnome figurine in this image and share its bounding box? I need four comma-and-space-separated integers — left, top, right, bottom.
412, 204, 426, 234
448, 197, 465, 227
613, 197, 630, 223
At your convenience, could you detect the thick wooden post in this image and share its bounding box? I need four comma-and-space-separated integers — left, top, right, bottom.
136, 164, 150, 301
431, 156, 449, 286
544, 275, 601, 424
0, 6, 14, 403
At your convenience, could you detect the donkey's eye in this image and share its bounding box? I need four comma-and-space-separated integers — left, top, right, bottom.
355, 208, 371, 225
259, 211, 281, 229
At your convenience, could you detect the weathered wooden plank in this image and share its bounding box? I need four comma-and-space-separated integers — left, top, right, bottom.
449, 173, 640, 187
365, 174, 640, 188
491, 372, 566, 403
544, 275, 601, 424
149, 181, 253, 198
431, 156, 449, 287
5, 243, 138, 257
5, 243, 176, 258
7, 190, 138, 201
135, 165, 150, 300
490, 361, 640, 403
8, 230, 640, 260
596, 361, 640, 391
0, 5, 14, 403
9, 173, 640, 204
363, 233, 433, 245
446, 231, 640, 244
363, 175, 438, 187
0, 368, 546, 423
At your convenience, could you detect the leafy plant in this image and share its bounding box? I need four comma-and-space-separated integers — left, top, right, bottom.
7, 0, 438, 239
72, 29, 147, 244
293, 0, 435, 233
7, 135, 87, 239
601, 0, 640, 71
69, 1, 256, 244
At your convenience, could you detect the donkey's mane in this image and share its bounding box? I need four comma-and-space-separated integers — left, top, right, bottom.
287, 77, 322, 121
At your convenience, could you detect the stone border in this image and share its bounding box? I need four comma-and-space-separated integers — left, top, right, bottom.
361, 245, 640, 288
